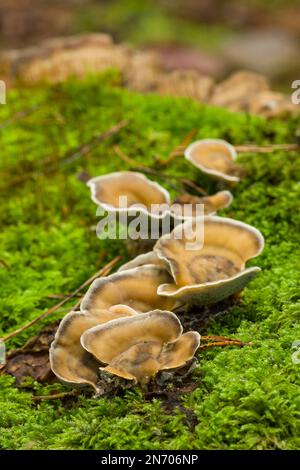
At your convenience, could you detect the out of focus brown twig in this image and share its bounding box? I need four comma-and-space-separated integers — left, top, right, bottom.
200, 335, 252, 350
114, 145, 207, 195
235, 143, 299, 153
158, 129, 197, 167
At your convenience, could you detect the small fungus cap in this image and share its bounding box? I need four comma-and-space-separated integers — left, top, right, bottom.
81, 310, 200, 384
49, 305, 137, 390
80, 265, 176, 314
185, 139, 241, 182
154, 216, 264, 305
81, 310, 182, 363
171, 190, 233, 217
87, 171, 171, 218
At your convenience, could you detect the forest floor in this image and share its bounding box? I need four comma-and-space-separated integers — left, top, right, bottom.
0, 72, 299, 449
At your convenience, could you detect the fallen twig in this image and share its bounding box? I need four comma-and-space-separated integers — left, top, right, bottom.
158, 129, 197, 167
114, 145, 181, 191
0, 259, 9, 269
200, 335, 252, 350
4, 120, 130, 190
0, 104, 41, 130
132, 166, 182, 192
47, 293, 82, 300
61, 120, 129, 165
235, 143, 299, 153
114, 146, 207, 196
181, 178, 207, 196
1, 256, 121, 343
156, 140, 299, 167
113, 145, 137, 166
201, 335, 248, 342
32, 390, 79, 402
134, 166, 207, 196
114, 145, 207, 196
199, 340, 251, 350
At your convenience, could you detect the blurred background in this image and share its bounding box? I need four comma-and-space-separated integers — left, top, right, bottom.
0, 0, 299, 90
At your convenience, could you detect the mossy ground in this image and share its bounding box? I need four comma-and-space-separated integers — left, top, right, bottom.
0, 73, 299, 450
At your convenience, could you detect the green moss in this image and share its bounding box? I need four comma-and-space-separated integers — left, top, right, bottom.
0, 74, 299, 449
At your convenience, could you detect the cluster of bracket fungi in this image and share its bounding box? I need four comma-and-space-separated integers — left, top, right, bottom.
50, 139, 264, 392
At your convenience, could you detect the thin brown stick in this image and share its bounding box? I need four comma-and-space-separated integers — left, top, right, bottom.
61, 120, 129, 165
1, 256, 121, 343
133, 167, 207, 196
47, 293, 82, 300
159, 129, 197, 167
200, 340, 252, 350
114, 144, 207, 196
5, 121, 130, 190
0, 259, 9, 269
114, 129, 197, 169
113, 145, 137, 166
5, 173, 36, 189
235, 143, 299, 153
32, 390, 79, 402
156, 140, 299, 167
181, 178, 207, 196
201, 335, 246, 342
132, 166, 182, 192
113, 146, 181, 191
0, 104, 41, 130
172, 142, 299, 157
134, 164, 207, 197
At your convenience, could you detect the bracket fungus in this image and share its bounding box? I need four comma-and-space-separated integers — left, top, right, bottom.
185, 139, 243, 183
87, 171, 235, 255
154, 216, 264, 306
80, 265, 176, 314
87, 171, 170, 218
172, 190, 233, 216
49, 304, 137, 391
88, 171, 233, 218
87, 171, 174, 254
81, 310, 201, 384
50, 266, 177, 389
117, 251, 165, 272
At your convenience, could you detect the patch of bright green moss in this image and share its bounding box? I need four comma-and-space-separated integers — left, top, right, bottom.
0, 74, 299, 449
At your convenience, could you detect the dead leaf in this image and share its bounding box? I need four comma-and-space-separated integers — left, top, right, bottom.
1, 322, 59, 386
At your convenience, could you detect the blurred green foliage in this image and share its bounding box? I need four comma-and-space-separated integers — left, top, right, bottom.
73, 0, 232, 50
72, 0, 299, 49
